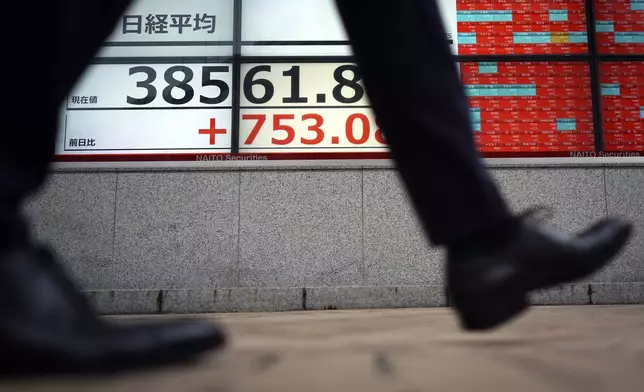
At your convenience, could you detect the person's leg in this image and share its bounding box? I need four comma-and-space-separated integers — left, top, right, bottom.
334, 0, 632, 330
0, 0, 225, 376
2, 0, 140, 245
4, 0, 136, 203
333, 0, 514, 248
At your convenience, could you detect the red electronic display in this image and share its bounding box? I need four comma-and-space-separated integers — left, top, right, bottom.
457, 0, 589, 55
461, 61, 594, 153
600, 62, 644, 152
595, 0, 644, 55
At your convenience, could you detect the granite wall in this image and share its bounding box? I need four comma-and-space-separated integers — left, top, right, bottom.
22, 165, 644, 314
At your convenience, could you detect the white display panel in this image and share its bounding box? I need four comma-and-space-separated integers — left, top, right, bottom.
241, 0, 457, 56
63, 110, 232, 153
239, 63, 386, 153
96, 0, 234, 58
67, 64, 233, 109
58, 63, 233, 155
53, 0, 616, 166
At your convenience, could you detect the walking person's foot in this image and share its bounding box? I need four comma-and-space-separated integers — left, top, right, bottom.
447, 208, 632, 331
0, 244, 227, 377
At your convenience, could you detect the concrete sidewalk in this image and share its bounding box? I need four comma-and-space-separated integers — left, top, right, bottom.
5, 306, 644, 392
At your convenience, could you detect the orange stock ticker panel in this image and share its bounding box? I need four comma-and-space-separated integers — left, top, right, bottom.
461, 61, 595, 154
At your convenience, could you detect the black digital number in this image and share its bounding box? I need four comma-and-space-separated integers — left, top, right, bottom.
243, 65, 275, 104
201, 66, 231, 104
163, 66, 195, 105
282, 66, 307, 104
128, 65, 231, 106
127, 66, 157, 105
333, 65, 365, 104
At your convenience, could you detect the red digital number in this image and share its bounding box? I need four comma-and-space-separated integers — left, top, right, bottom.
374, 119, 386, 145
346, 114, 370, 145
301, 114, 325, 145
242, 114, 266, 145
243, 112, 387, 147
272, 114, 296, 145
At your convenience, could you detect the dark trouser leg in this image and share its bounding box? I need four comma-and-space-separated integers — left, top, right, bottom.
1, 0, 134, 247
334, 0, 514, 246
0, 3, 226, 371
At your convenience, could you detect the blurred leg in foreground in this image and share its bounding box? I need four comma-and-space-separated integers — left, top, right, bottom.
0, 0, 225, 376
334, 0, 632, 330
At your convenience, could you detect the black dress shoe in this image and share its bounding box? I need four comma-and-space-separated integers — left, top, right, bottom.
447, 210, 632, 331
0, 245, 226, 376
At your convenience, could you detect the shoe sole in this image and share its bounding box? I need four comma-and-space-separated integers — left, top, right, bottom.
0, 327, 226, 378
453, 289, 528, 331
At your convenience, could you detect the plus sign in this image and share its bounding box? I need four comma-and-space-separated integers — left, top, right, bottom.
199, 118, 227, 145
